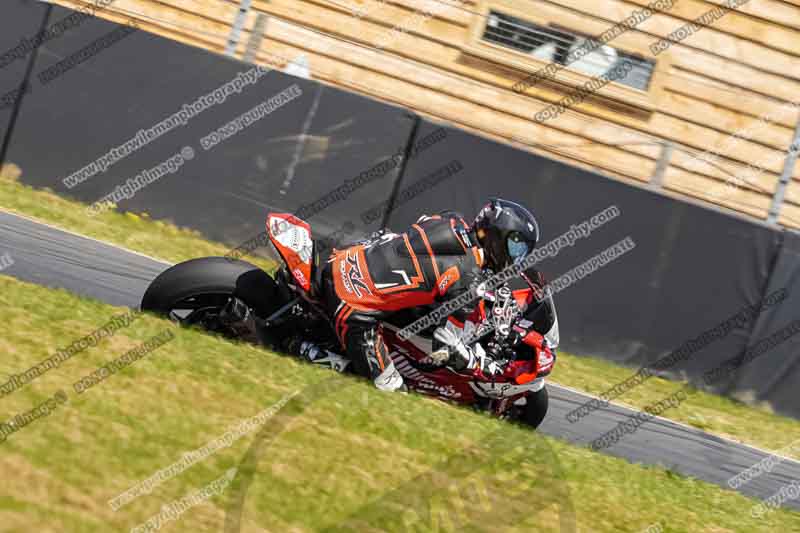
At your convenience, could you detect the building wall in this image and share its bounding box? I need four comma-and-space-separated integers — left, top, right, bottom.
54, 0, 800, 228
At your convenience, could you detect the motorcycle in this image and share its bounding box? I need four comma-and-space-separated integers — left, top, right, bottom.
140, 213, 559, 428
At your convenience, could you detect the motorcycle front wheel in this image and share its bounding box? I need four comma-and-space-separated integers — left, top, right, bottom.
519, 386, 549, 429
140, 257, 284, 335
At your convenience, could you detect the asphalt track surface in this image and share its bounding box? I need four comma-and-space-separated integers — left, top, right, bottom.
2, 209, 799, 511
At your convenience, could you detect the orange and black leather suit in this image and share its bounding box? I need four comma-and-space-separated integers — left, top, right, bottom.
321, 213, 486, 384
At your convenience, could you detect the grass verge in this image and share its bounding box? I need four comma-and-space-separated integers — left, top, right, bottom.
552, 351, 800, 460
2, 170, 799, 460
1, 276, 799, 532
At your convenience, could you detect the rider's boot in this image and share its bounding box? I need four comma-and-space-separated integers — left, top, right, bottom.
299, 341, 352, 373
286, 339, 351, 372
360, 329, 406, 392
373, 361, 406, 392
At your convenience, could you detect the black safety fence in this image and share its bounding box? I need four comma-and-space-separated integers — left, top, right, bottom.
0, 3, 415, 250
393, 120, 799, 418
1, 2, 798, 418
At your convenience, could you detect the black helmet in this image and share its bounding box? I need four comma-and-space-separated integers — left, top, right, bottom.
473, 198, 540, 271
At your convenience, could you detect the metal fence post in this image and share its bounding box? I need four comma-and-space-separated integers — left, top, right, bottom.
225, 0, 252, 57
651, 140, 673, 189
243, 13, 268, 64
767, 114, 800, 225
0, 3, 52, 173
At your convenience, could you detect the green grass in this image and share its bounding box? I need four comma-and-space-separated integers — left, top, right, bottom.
1, 276, 799, 532
552, 350, 800, 460
2, 167, 800, 460
0, 164, 274, 272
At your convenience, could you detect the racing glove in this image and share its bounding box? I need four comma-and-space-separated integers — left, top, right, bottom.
432, 326, 502, 375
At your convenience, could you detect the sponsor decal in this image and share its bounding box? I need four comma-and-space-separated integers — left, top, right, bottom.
340, 249, 371, 298
415, 380, 462, 399
391, 350, 463, 399
436, 266, 460, 296
292, 268, 307, 287
339, 258, 353, 294
471, 380, 543, 399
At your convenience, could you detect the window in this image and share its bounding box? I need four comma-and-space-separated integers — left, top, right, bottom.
484, 12, 656, 91
461, 0, 670, 113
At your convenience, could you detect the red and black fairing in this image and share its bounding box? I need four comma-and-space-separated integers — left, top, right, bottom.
266, 213, 314, 293
266, 211, 556, 417
381, 287, 555, 410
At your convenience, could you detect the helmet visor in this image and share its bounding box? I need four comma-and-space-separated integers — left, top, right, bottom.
507, 232, 532, 264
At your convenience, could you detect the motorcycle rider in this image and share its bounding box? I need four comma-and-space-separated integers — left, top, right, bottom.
222, 198, 544, 392
316, 198, 543, 391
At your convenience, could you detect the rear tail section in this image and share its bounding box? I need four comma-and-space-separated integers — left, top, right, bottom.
266, 213, 314, 292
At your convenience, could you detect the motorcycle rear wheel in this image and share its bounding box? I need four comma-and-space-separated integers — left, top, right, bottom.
140, 257, 284, 333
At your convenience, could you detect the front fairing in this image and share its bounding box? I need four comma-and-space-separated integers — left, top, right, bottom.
542, 294, 559, 349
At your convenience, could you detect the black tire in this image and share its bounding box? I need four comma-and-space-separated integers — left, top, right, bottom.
520, 386, 549, 429
141, 257, 283, 320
